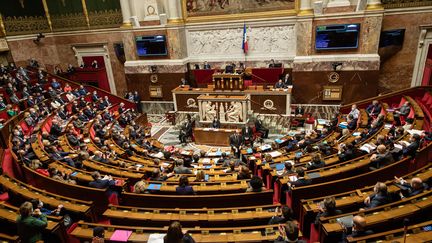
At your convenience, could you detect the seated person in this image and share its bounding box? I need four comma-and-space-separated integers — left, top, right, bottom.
16, 201, 48, 243
346, 114, 358, 130
268, 59, 276, 68
369, 145, 394, 169
348, 104, 360, 120
274, 221, 306, 243
401, 134, 421, 158
92, 227, 105, 243
173, 159, 192, 174
274, 79, 285, 89
180, 78, 189, 86
268, 205, 295, 224
344, 215, 374, 239
288, 168, 312, 188
194, 170, 207, 182
242, 125, 254, 147
133, 180, 148, 194
314, 197, 342, 225
247, 175, 266, 192
164, 221, 195, 243
281, 161, 295, 176
89, 171, 117, 195
211, 118, 221, 128
306, 153, 325, 170
338, 143, 355, 162
237, 165, 252, 180
363, 182, 392, 208
366, 100, 381, 118
203, 61, 211, 69
176, 175, 194, 195
395, 177, 428, 198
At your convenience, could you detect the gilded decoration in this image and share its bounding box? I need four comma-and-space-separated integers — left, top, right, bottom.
382, 0, 432, 8
182, 0, 298, 22
88, 9, 122, 29
4, 16, 50, 35
51, 13, 87, 31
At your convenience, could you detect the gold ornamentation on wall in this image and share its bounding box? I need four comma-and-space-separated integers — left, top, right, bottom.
382, 0, 432, 8
88, 9, 122, 29
51, 13, 88, 31
4, 16, 50, 35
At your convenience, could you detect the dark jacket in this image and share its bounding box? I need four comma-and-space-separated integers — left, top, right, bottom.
366, 192, 392, 208
176, 185, 194, 195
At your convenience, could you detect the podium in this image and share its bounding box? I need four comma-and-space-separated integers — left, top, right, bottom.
212, 74, 244, 91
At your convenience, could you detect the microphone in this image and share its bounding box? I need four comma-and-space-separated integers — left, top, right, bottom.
403, 218, 409, 243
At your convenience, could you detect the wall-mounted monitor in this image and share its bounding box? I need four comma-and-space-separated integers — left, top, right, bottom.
315, 24, 360, 50
136, 35, 168, 57
379, 29, 405, 48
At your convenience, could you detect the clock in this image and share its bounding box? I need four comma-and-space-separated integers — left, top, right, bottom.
328, 72, 340, 83
150, 74, 158, 84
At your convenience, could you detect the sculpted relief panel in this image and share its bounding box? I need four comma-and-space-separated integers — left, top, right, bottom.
187, 25, 295, 58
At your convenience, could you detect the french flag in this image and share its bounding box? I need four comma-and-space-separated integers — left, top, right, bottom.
242, 23, 248, 54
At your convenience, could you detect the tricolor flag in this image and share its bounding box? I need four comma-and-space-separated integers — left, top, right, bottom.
242, 23, 249, 54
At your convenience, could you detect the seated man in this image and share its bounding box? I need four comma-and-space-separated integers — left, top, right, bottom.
346, 114, 358, 130
366, 100, 381, 118
254, 118, 269, 139
274, 79, 285, 89
343, 215, 374, 240
348, 104, 360, 120
288, 168, 312, 188
401, 134, 421, 158
395, 177, 428, 198
211, 118, 221, 128
369, 145, 394, 169
89, 171, 117, 196
274, 221, 306, 243
363, 182, 392, 208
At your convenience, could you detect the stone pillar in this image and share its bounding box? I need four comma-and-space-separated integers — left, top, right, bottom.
128, 0, 140, 27
327, 0, 351, 7
120, 0, 132, 28
166, 0, 184, 23
298, 0, 313, 16
366, 0, 383, 10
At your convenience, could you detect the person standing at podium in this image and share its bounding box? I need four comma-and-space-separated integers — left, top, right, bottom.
230, 130, 242, 158
212, 118, 221, 128
283, 73, 292, 87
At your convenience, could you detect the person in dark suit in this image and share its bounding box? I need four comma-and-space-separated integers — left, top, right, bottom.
203, 61, 211, 70
395, 177, 428, 198
369, 145, 394, 169
366, 100, 381, 118
229, 131, 242, 158
242, 125, 254, 147
212, 118, 221, 128
173, 159, 192, 174
306, 153, 325, 170
225, 63, 234, 73
268, 205, 295, 224
314, 197, 342, 225
176, 175, 194, 195
338, 143, 355, 162
268, 59, 276, 68
49, 120, 63, 137
179, 120, 193, 144
50, 146, 77, 167
274, 221, 306, 243
402, 134, 421, 158
89, 171, 117, 196
91, 91, 99, 102
364, 182, 392, 208
67, 130, 81, 147
288, 168, 312, 188
255, 118, 269, 138
346, 114, 358, 131
274, 79, 285, 89
294, 106, 304, 116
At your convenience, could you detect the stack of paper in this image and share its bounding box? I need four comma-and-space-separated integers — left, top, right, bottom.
269, 151, 282, 158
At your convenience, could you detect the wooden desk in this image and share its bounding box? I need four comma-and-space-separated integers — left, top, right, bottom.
194, 128, 240, 146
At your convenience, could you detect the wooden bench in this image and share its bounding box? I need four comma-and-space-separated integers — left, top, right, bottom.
0, 174, 95, 221
122, 190, 274, 208
70, 220, 284, 243
103, 204, 277, 227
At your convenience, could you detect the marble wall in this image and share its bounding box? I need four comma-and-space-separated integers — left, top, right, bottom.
379, 11, 432, 92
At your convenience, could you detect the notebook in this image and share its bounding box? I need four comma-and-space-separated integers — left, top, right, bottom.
110, 230, 133, 242
275, 163, 285, 171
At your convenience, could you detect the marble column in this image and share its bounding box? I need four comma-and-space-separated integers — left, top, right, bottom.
166, 0, 184, 23
366, 0, 383, 10
128, 0, 139, 27
298, 0, 313, 16
327, 0, 351, 7
120, 0, 132, 28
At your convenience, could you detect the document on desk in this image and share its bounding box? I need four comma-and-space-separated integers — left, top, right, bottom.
202, 158, 211, 164
269, 151, 282, 158
110, 230, 133, 242
259, 144, 272, 151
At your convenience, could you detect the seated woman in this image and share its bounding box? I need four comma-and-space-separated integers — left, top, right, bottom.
133, 179, 148, 194
164, 221, 195, 243
176, 175, 194, 195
